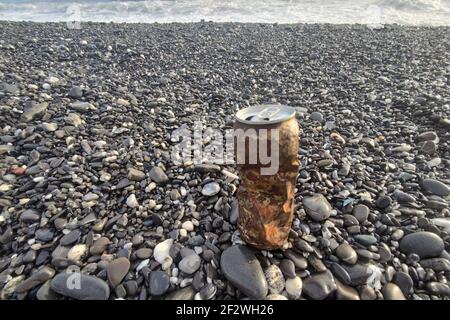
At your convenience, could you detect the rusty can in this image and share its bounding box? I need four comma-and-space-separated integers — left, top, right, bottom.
233, 104, 299, 250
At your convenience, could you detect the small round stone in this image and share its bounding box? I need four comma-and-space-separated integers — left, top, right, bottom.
336, 244, 357, 265
201, 182, 220, 197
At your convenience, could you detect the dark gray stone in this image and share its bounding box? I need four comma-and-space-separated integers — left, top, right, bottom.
220, 245, 268, 299
51, 273, 110, 300
149, 271, 170, 296
399, 232, 444, 259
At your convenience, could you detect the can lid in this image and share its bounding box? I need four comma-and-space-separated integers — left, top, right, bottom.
235, 104, 296, 125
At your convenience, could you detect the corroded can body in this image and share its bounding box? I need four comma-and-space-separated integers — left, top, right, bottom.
233, 105, 299, 250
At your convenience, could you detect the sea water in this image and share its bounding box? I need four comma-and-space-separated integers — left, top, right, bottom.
0, 0, 449, 26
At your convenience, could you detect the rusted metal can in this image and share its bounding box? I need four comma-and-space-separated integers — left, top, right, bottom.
233, 105, 299, 250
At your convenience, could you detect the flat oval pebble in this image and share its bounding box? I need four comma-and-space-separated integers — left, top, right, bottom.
336, 243, 357, 265
399, 232, 444, 259
201, 182, 220, 197
51, 273, 110, 300
302, 194, 332, 221
285, 276, 302, 299
354, 235, 378, 246
220, 245, 268, 299
149, 271, 170, 296
382, 283, 406, 300
59, 229, 81, 246
178, 254, 201, 274
421, 179, 450, 196
303, 270, 337, 300
107, 257, 130, 287
264, 265, 285, 294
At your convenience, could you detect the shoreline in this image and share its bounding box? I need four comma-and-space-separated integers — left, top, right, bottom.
0, 20, 450, 29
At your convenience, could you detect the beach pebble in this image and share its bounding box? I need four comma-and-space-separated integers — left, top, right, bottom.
302, 194, 332, 221
399, 232, 444, 259
220, 245, 268, 299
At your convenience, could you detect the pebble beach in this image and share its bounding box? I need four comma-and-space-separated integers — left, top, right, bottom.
0, 21, 450, 300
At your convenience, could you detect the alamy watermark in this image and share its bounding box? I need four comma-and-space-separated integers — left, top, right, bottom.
66, 265, 81, 290
170, 121, 280, 175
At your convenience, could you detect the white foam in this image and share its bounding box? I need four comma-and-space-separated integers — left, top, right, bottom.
0, 0, 449, 26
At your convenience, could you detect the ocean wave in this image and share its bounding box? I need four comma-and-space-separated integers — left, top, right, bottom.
0, 0, 449, 25
378, 0, 450, 11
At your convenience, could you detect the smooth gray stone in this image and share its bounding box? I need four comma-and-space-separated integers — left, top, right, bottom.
284, 250, 308, 269
354, 235, 378, 246
149, 271, 170, 296
68, 86, 83, 98
420, 258, 450, 271
341, 264, 371, 286
20, 209, 40, 223
220, 245, 268, 299
178, 254, 201, 274
303, 270, 337, 300
399, 232, 444, 259
51, 272, 110, 300
15, 267, 55, 293
421, 179, 450, 196
59, 229, 81, 246
382, 283, 406, 300
392, 271, 413, 296
165, 286, 195, 300
330, 263, 352, 285
426, 282, 450, 297
302, 194, 332, 221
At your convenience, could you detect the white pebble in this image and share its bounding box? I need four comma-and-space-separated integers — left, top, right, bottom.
194, 293, 202, 300
286, 277, 302, 299
153, 239, 173, 268
180, 278, 192, 288
181, 221, 194, 232
126, 194, 139, 208
179, 229, 188, 237
194, 246, 203, 255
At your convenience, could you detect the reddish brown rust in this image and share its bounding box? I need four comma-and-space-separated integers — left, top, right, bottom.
234, 114, 299, 250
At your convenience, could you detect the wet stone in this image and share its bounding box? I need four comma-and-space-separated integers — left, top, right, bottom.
285, 276, 302, 299
336, 244, 357, 265
354, 235, 378, 247
220, 245, 268, 299
279, 259, 296, 279
399, 232, 444, 259
303, 270, 337, 300
392, 271, 413, 296
382, 283, 406, 300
